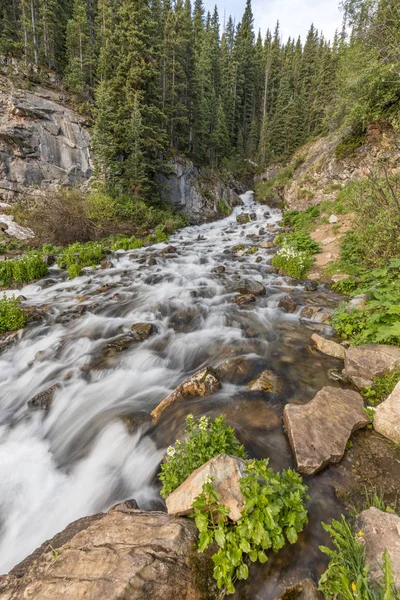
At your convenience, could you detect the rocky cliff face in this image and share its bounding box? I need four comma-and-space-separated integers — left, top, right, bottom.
0, 59, 91, 203
156, 156, 244, 224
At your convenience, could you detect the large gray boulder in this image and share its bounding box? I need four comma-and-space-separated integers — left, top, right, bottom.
0, 501, 213, 600
284, 387, 369, 475
0, 76, 91, 203
343, 345, 400, 389
355, 507, 400, 589
156, 156, 242, 225
374, 381, 400, 443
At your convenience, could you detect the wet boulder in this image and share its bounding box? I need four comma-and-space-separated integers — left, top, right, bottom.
374, 381, 400, 443
151, 366, 221, 422
212, 265, 225, 274
260, 241, 274, 249
355, 507, 400, 589
283, 387, 369, 475
216, 357, 253, 384
304, 280, 318, 291
27, 384, 61, 412
278, 295, 297, 313
130, 322, 154, 341
166, 454, 246, 521
0, 502, 212, 600
160, 245, 177, 255
300, 306, 321, 319
343, 344, 400, 389
311, 334, 345, 360
248, 370, 283, 394
236, 213, 250, 224
249, 212, 257, 221
234, 278, 266, 296
235, 293, 256, 305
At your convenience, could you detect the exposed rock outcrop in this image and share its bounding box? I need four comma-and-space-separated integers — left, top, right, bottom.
166, 454, 246, 521
283, 387, 369, 475
343, 344, 400, 389
355, 507, 400, 589
0, 500, 213, 600
156, 156, 243, 224
0, 70, 91, 202
374, 381, 400, 443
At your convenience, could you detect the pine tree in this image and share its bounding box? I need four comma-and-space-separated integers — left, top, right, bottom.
65, 0, 93, 96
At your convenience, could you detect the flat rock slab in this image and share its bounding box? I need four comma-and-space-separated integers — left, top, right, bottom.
284, 386, 369, 475
166, 454, 246, 521
311, 334, 345, 360
374, 381, 400, 443
151, 366, 220, 421
355, 507, 400, 588
0, 502, 211, 600
343, 344, 400, 389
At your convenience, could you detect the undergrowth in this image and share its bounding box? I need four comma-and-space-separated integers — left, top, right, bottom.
0, 253, 48, 287
361, 371, 400, 406
0, 294, 27, 333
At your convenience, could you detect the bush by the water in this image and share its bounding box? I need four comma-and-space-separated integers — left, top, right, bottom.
271, 242, 314, 279
361, 371, 400, 406
0, 253, 48, 288
159, 414, 246, 499
0, 294, 26, 333
193, 459, 308, 595
58, 242, 104, 278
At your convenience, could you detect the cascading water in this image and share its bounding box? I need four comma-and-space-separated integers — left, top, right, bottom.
0, 192, 347, 594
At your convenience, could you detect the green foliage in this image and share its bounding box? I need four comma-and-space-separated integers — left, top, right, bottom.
159, 414, 246, 499
218, 199, 231, 216
335, 133, 366, 160
192, 459, 308, 595
0, 253, 48, 288
331, 260, 400, 345
109, 236, 144, 251
281, 205, 320, 232
255, 167, 294, 204
246, 246, 258, 255
271, 243, 314, 279
58, 242, 104, 278
319, 516, 398, 600
275, 231, 320, 254
361, 371, 400, 407
0, 294, 27, 333
67, 264, 83, 279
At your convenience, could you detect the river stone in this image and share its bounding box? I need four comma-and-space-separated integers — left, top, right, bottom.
212, 265, 225, 274
160, 245, 177, 255
236, 213, 250, 224
151, 366, 221, 421
216, 357, 253, 384
0, 501, 212, 600
343, 344, 400, 389
130, 322, 154, 341
278, 295, 297, 313
355, 507, 400, 588
166, 454, 246, 521
27, 384, 61, 412
301, 306, 322, 319
304, 280, 318, 291
311, 334, 346, 360
373, 381, 400, 443
260, 241, 274, 248
234, 279, 266, 296
283, 387, 369, 475
250, 212, 257, 220
248, 370, 283, 394
276, 579, 322, 599
235, 293, 256, 305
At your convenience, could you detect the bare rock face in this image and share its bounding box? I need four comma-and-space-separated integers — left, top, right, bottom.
374, 381, 400, 443
311, 334, 345, 360
343, 344, 400, 389
151, 366, 221, 421
166, 454, 247, 521
355, 507, 400, 589
0, 79, 91, 202
156, 156, 242, 225
0, 501, 212, 600
283, 387, 369, 475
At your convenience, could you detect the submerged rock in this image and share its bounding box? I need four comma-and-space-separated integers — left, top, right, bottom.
130, 322, 154, 341
235, 293, 256, 305
311, 334, 345, 360
278, 295, 297, 313
248, 370, 283, 394
166, 454, 246, 521
374, 381, 400, 443
216, 357, 253, 384
355, 507, 400, 589
0, 501, 212, 600
27, 384, 60, 412
212, 265, 225, 274
151, 366, 221, 421
283, 387, 369, 475
343, 344, 400, 389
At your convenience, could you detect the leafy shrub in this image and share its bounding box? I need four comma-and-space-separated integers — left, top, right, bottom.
58, 242, 104, 278
275, 231, 320, 254
219, 199, 230, 216
110, 236, 144, 251
0, 253, 48, 287
281, 205, 320, 231
255, 166, 294, 204
331, 260, 400, 345
361, 371, 400, 406
0, 294, 27, 333
193, 459, 308, 595
159, 414, 246, 499
319, 516, 398, 599
67, 264, 83, 279
271, 243, 314, 279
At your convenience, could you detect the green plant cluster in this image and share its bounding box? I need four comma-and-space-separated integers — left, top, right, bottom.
192, 459, 308, 595
319, 516, 398, 600
361, 371, 400, 406
0, 294, 27, 333
271, 242, 314, 279
335, 133, 366, 160
255, 166, 294, 204
275, 231, 321, 254
281, 205, 321, 231
57, 242, 104, 279
159, 415, 246, 499
0, 253, 48, 288
331, 260, 400, 346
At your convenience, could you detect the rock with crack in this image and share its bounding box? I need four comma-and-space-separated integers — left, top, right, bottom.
166, 454, 246, 521
283, 387, 369, 475
373, 381, 400, 443
355, 507, 400, 589
343, 344, 400, 389
0, 501, 213, 600
151, 366, 221, 421
311, 334, 345, 360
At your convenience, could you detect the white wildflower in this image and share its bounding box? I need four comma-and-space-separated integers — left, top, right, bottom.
167, 446, 176, 457
199, 416, 209, 430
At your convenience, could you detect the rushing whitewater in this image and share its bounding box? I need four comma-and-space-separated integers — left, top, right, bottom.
0, 192, 339, 582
